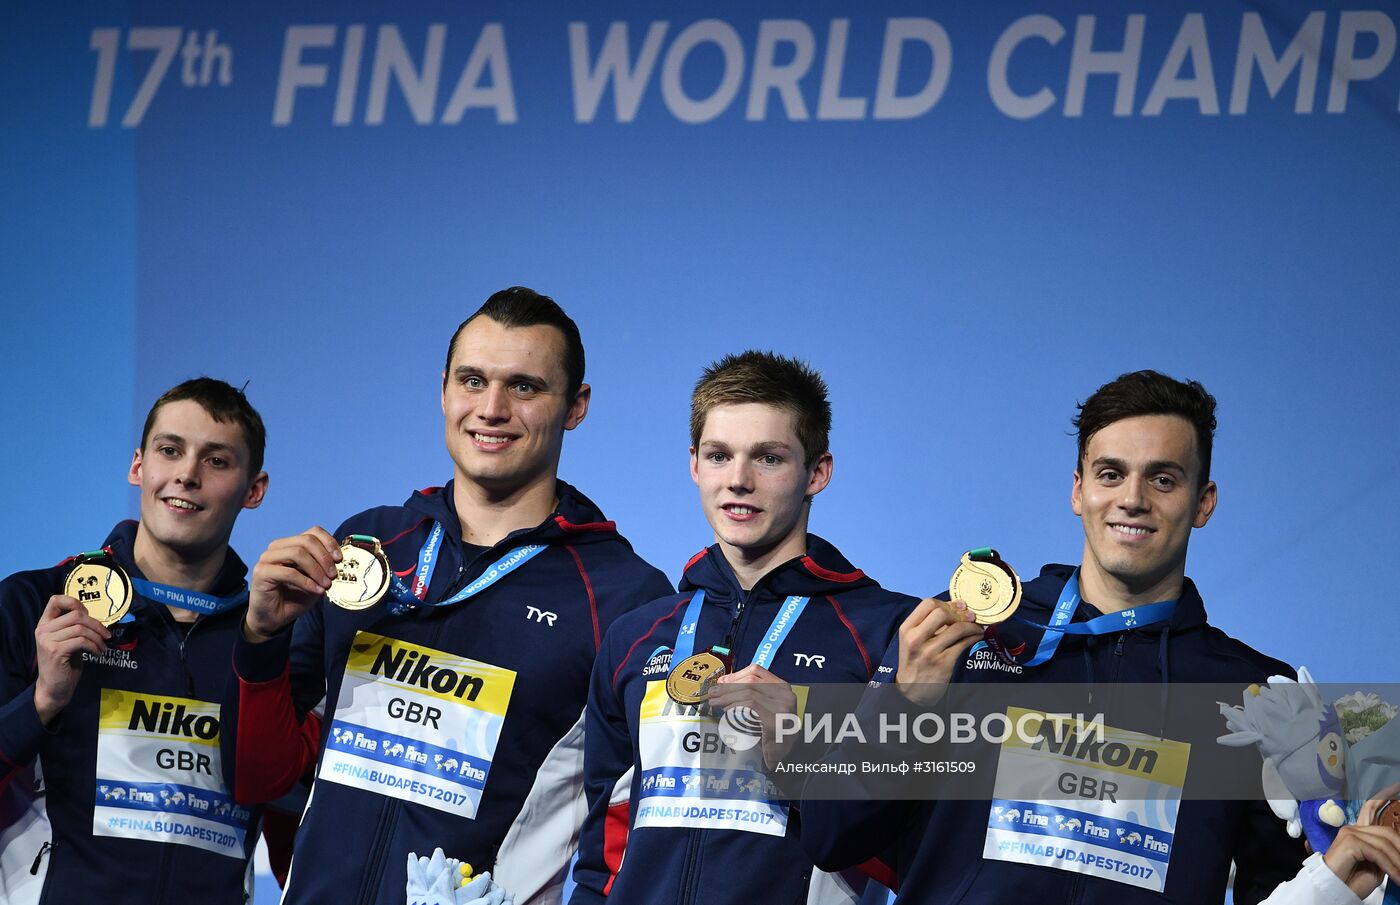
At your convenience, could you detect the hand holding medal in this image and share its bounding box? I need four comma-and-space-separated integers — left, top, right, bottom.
245, 526, 349, 641
708, 665, 800, 765
947, 548, 1021, 625
64, 550, 132, 626
665, 646, 732, 706
1321, 783, 1400, 902
34, 553, 120, 724
326, 536, 390, 610
893, 549, 1012, 706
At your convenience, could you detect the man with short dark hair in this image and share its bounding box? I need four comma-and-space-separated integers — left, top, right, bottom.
0, 378, 269, 905
801, 369, 1307, 904
221, 287, 671, 904
570, 351, 915, 904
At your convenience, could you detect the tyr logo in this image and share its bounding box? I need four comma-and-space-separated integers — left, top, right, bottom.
526, 606, 557, 626
793, 653, 825, 668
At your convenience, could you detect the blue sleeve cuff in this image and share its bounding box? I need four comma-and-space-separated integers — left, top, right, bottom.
233, 624, 293, 683
0, 683, 55, 771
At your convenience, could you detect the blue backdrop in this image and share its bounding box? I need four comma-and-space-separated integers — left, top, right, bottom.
6, 1, 1399, 899
6, 1, 1398, 678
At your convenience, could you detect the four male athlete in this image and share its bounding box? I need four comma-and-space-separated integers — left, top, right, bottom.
0, 294, 1394, 905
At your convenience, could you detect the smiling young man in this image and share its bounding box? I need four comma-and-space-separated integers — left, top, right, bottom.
570, 351, 916, 905
220, 287, 670, 905
801, 369, 1306, 904
0, 378, 269, 905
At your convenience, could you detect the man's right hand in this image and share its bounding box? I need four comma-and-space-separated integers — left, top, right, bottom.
34, 595, 110, 725
894, 597, 983, 707
244, 527, 342, 643
1322, 783, 1400, 899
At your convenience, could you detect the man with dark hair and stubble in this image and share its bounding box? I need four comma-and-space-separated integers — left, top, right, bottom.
0, 378, 269, 905
220, 287, 671, 905
800, 369, 1309, 904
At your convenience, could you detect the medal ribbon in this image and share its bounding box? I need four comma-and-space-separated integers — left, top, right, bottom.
672, 590, 810, 670
76, 549, 247, 619
1010, 570, 1176, 667
384, 523, 547, 615
130, 578, 248, 616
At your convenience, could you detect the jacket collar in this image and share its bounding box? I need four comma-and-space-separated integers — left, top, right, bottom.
1022, 563, 1208, 634
98, 519, 249, 597
403, 478, 628, 551
677, 533, 875, 605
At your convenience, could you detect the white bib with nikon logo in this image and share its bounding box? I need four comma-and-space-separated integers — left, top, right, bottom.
318, 632, 516, 817
983, 708, 1189, 892
93, 689, 251, 858
632, 680, 799, 837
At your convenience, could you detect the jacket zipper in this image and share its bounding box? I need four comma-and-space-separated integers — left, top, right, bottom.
177, 614, 202, 695
153, 834, 173, 902
1065, 867, 1084, 904
1071, 633, 1129, 905
673, 581, 774, 903
364, 801, 402, 904
162, 610, 203, 902
35, 839, 55, 905
676, 828, 703, 905
29, 841, 50, 874
354, 798, 397, 904
356, 584, 454, 904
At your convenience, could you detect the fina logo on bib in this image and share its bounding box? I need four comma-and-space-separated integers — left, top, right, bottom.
982, 708, 1189, 892
93, 690, 250, 858
319, 632, 516, 818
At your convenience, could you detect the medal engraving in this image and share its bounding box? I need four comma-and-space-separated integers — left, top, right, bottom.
65, 556, 132, 627
328, 538, 390, 611
949, 549, 1021, 625
666, 651, 727, 705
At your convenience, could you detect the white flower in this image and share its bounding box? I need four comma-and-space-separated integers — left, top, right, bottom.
1334, 692, 1383, 714
1346, 727, 1373, 744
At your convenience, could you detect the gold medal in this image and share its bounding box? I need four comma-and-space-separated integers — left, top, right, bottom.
64, 553, 132, 627
327, 536, 390, 611
665, 651, 727, 705
949, 548, 1021, 625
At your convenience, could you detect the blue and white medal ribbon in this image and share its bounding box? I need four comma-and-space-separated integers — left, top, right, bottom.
131, 578, 248, 617
386, 520, 546, 615
671, 590, 809, 673
988, 570, 1176, 667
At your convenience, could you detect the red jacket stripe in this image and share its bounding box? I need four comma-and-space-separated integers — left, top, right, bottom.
553, 514, 618, 534
612, 597, 690, 691
564, 545, 602, 650
601, 800, 631, 895
801, 556, 865, 583
825, 594, 872, 679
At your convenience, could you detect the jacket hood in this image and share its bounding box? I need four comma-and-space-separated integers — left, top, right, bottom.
677, 534, 878, 602
403, 478, 633, 551
97, 519, 250, 597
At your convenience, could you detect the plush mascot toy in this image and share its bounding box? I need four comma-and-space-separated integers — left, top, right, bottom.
1218, 667, 1348, 853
